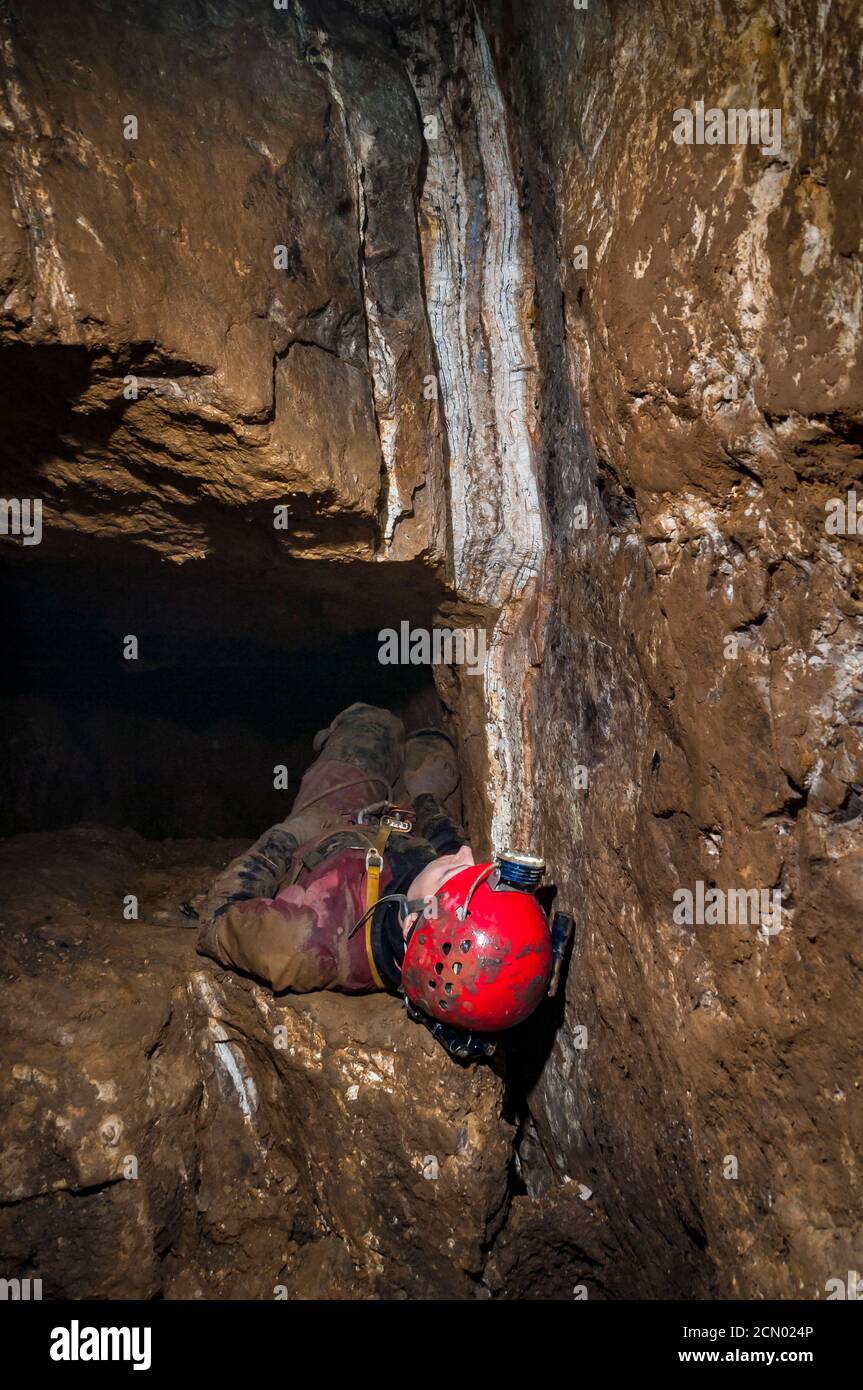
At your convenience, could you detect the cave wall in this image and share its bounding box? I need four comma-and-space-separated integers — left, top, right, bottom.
0, 0, 447, 564
0, 0, 547, 850
0, 0, 860, 1301
0, 0, 453, 838
482, 0, 862, 1297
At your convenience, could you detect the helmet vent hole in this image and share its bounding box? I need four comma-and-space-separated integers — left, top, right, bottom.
427, 980, 436, 989
460, 939, 472, 952
451, 962, 462, 975
434, 962, 443, 975
444, 983, 453, 994
439, 1000, 449, 1010
442, 942, 452, 956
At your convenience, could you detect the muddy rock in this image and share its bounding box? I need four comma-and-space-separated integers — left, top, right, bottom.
0, 0, 860, 1303
484, 0, 863, 1298
0, 829, 510, 1298
0, 0, 447, 564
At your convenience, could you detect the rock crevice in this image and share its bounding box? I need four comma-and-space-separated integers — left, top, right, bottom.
0, 0, 860, 1300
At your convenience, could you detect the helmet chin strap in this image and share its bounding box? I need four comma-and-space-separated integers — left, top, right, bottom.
401, 898, 435, 946
456, 865, 494, 920
347, 893, 427, 940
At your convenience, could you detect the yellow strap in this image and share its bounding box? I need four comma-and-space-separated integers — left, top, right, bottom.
364, 917, 386, 989
363, 826, 391, 989
364, 826, 392, 911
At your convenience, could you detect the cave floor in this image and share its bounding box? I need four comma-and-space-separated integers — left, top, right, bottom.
0, 825, 235, 980
0, 826, 613, 1299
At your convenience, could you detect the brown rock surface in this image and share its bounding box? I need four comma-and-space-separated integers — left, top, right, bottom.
0, 828, 511, 1298
0, 0, 860, 1301
483, 0, 863, 1298
0, 0, 447, 563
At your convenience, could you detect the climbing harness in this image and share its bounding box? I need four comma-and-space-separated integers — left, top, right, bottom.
355, 804, 417, 913
351, 804, 417, 987
285, 800, 417, 987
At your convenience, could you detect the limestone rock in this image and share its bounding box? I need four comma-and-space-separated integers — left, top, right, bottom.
0, 828, 511, 1298
0, 0, 860, 1303
488, 0, 863, 1299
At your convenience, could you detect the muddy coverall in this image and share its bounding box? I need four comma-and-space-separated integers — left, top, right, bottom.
197, 703, 466, 995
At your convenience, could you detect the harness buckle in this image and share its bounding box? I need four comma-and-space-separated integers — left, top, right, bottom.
355, 802, 416, 833
365, 846, 384, 873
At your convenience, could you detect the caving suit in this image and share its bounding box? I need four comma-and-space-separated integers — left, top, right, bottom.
197, 703, 467, 996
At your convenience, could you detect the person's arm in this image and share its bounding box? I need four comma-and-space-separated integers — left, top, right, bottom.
199, 823, 298, 926
197, 891, 326, 993
197, 810, 332, 992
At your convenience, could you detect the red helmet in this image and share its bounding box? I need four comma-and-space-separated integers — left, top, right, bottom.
402, 862, 553, 1032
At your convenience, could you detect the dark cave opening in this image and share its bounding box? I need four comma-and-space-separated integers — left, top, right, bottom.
0, 536, 448, 839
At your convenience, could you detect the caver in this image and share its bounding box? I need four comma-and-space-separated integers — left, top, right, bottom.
198, 702, 571, 1058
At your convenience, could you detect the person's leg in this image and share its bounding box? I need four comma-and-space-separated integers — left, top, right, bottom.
401, 729, 467, 851
290, 702, 405, 825
199, 706, 406, 993
402, 729, 460, 804
199, 705, 404, 927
